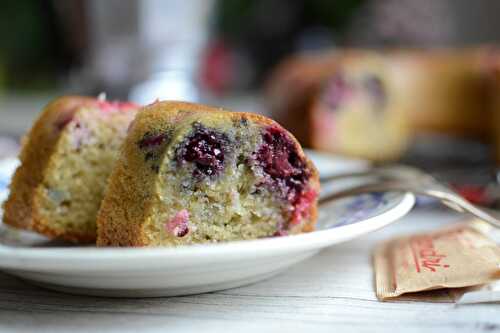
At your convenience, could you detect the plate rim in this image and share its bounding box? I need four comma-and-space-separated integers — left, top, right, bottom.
0, 192, 415, 270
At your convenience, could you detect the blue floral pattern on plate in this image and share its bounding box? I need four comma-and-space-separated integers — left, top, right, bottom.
317, 192, 401, 230
0, 158, 18, 207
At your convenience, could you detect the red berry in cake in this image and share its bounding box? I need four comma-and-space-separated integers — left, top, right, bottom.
291, 189, 317, 225
97, 100, 139, 113
176, 123, 228, 177
254, 126, 315, 224
165, 209, 190, 237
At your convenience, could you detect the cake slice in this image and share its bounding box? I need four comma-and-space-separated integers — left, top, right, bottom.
3, 96, 139, 243
97, 101, 319, 246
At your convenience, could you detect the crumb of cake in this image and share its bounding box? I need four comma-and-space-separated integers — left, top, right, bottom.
46, 188, 71, 205
166, 209, 190, 237
70, 122, 94, 149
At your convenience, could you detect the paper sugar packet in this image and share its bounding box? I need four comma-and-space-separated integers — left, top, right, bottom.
374, 219, 500, 301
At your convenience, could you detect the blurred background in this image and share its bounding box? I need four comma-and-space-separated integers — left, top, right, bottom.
1, 0, 500, 204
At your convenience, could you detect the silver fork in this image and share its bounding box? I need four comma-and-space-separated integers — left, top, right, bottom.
319, 165, 500, 228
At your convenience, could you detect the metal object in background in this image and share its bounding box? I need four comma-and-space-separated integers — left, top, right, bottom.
320, 166, 500, 229
85, 0, 214, 102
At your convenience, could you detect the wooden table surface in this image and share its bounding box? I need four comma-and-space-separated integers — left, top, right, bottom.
1, 208, 499, 333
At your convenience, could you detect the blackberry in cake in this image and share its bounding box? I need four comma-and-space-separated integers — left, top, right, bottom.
2, 96, 139, 243
96, 101, 319, 246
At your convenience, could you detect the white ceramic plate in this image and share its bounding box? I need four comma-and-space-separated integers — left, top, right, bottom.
0, 151, 415, 297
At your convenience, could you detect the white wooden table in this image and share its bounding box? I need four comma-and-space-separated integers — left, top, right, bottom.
1, 208, 498, 333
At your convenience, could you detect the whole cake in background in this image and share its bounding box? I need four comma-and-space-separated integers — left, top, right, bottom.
3, 96, 139, 243
267, 48, 495, 162
97, 101, 319, 247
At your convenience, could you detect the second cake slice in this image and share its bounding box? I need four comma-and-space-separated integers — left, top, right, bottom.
3, 96, 139, 243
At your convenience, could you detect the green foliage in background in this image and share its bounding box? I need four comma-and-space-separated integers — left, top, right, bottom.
0, 0, 61, 91
215, 0, 365, 41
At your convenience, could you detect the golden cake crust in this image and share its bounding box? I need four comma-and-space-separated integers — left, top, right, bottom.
97, 101, 319, 246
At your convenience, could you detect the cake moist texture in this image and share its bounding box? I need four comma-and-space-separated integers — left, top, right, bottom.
97, 101, 319, 246
3, 96, 139, 243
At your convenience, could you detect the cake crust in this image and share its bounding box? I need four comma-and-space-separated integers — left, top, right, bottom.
3, 96, 98, 242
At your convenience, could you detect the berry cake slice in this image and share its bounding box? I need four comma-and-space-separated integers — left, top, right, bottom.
97, 101, 319, 246
3, 96, 139, 243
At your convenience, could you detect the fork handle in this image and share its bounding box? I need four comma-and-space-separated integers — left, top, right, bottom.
319, 180, 500, 229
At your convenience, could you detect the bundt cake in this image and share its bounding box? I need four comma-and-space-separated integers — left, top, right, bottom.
267, 48, 493, 161
97, 101, 319, 247
2, 95, 139, 243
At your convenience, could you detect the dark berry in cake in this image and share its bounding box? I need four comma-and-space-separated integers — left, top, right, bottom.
138, 132, 170, 172
138, 132, 168, 149
323, 73, 353, 110
363, 75, 386, 108
176, 123, 228, 177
